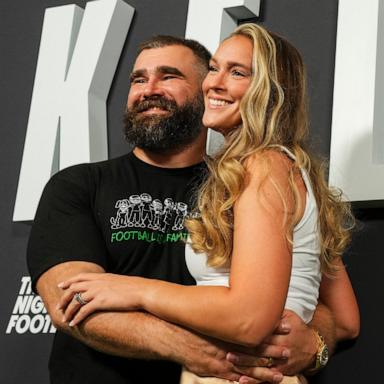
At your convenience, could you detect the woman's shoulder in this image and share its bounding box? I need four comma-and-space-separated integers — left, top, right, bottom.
244, 148, 294, 181
242, 148, 303, 214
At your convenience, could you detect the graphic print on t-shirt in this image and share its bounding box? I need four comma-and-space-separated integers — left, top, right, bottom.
110, 193, 190, 244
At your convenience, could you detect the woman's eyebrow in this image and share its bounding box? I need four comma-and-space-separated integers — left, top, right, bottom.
210, 57, 251, 71
226, 61, 251, 71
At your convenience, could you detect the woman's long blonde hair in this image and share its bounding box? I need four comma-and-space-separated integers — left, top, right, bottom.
186, 23, 353, 274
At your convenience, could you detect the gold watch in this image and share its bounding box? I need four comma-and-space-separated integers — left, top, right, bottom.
306, 329, 329, 375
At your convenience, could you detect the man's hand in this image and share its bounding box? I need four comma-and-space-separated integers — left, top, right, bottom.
180, 333, 290, 383
265, 310, 318, 375
175, 332, 240, 381
226, 310, 318, 381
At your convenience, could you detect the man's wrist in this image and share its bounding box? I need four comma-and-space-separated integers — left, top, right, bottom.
304, 328, 329, 375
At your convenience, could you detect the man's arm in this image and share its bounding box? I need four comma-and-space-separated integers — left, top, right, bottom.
266, 258, 360, 375
37, 260, 268, 382
318, 262, 360, 341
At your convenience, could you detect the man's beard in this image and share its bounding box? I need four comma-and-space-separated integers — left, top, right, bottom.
123, 94, 204, 153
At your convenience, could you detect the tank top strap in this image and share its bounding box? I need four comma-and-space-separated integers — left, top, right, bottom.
272, 144, 296, 161
270, 145, 315, 198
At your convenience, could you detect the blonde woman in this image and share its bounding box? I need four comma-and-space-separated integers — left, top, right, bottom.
57, 24, 359, 383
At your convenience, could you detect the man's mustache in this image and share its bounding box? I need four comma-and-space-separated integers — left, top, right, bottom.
130, 96, 178, 114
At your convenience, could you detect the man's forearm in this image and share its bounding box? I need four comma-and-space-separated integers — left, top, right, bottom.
64, 310, 192, 362
309, 303, 336, 355
318, 263, 360, 341
55, 308, 240, 381
37, 262, 184, 360
37, 261, 205, 363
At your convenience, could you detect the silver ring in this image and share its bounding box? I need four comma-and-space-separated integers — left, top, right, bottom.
74, 292, 87, 305
266, 356, 274, 367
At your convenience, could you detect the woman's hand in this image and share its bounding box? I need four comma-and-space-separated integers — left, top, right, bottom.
56, 273, 145, 326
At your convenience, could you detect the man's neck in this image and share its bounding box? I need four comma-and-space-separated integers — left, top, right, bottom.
133, 145, 204, 168
133, 132, 207, 168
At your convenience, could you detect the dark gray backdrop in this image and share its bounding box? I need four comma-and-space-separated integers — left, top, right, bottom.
0, 0, 380, 383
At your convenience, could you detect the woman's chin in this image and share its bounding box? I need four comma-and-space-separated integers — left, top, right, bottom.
203, 119, 222, 132
202, 115, 241, 136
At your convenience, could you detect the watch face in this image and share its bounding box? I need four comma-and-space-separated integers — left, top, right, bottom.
320, 345, 329, 366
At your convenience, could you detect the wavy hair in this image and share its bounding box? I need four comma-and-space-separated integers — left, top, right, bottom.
186, 23, 354, 274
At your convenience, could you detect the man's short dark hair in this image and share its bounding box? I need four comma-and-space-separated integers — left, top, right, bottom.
138, 35, 211, 77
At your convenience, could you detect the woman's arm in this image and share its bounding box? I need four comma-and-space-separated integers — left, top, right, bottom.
59, 152, 297, 347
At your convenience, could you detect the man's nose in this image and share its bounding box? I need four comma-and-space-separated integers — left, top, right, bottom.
142, 78, 164, 98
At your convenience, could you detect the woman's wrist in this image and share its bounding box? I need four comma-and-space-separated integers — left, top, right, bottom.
133, 277, 156, 312
120, 276, 151, 311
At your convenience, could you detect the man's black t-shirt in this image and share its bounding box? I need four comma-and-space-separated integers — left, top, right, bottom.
27, 152, 205, 384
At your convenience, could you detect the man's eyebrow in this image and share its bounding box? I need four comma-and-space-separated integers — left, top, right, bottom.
157, 66, 185, 77
130, 69, 146, 81
130, 66, 185, 82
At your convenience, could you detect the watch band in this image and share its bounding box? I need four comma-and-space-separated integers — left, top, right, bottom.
305, 329, 329, 375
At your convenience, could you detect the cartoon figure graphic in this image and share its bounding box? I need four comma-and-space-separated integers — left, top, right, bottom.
172, 202, 188, 231
140, 193, 153, 228
150, 199, 163, 230
161, 197, 175, 233
127, 195, 143, 226
110, 199, 130, 229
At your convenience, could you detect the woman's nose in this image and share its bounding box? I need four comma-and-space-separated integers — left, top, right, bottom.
204, 71, 226, 92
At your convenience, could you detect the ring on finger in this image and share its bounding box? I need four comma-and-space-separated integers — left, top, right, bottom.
74, 292, 87, 306
266, 356, 274, 367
